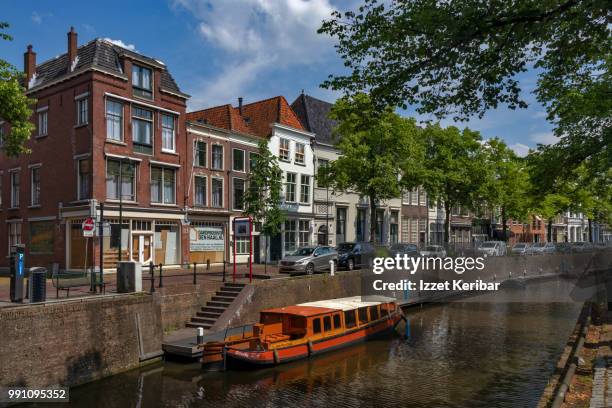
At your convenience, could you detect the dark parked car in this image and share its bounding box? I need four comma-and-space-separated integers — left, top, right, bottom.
336, 242, 378, 271
389, 243, 420, 258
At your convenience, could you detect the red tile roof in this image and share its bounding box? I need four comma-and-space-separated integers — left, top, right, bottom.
187, 96, 306, 139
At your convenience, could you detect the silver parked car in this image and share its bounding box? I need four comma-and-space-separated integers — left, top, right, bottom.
420, 245, 447, 258
476, 241, 507, 256
511, 242, 531, 255
279, 246, 338, 275
526, 242, 556, 255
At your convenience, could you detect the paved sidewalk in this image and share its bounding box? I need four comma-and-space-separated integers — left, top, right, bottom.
0, 263, 283, 306
588, 314, 611, 408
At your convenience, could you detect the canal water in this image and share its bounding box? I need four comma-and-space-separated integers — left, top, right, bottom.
67, 279, 581, 408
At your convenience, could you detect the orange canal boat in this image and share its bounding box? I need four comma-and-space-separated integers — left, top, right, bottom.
200, 296, 403, 370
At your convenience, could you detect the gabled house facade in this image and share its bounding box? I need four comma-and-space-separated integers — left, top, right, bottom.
188, 96, 315, 261
0, 28, 189, 270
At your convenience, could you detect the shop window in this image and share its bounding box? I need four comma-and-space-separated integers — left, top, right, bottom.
29, 221, 54, 254
284, 220, 296, 253
155, 224, 179, 265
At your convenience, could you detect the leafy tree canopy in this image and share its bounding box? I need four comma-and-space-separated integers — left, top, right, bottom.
0, 22, 35, 157
320, 1, 610, 179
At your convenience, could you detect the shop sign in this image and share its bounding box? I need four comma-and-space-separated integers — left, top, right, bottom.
190, 226, 224, 251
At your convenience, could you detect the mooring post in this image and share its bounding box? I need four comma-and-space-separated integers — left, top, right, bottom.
149, 263, 155, 293
158, 263, 163, 288
197, 327, 204, 344
193, 262, 197, 285
222, 260, 226, 283
206, 259, 210, 270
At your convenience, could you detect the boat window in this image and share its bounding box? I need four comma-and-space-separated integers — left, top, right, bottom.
358, 307, 369, 323
261, 313, 282, 324
344, 310, 356, 328
323, 316, 332, 331
333, 314, 341, 329
312, 318, 322, 334
289, 316, 306, 329
369, 306, 379, 321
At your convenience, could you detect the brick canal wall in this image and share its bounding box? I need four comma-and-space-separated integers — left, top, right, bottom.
0, 293, 162, 388
212, 271, 363, 330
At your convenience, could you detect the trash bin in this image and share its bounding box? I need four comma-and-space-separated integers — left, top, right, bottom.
28, 267, 47, 303
117, 262, 142, 293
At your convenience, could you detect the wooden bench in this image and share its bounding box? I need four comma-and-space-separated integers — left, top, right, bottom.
52, 271, 105, 298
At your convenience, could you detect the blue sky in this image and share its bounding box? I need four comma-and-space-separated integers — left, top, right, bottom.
3, 0, 556, 155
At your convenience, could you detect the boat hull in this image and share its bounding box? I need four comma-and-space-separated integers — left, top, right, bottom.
225, 313, 401, 369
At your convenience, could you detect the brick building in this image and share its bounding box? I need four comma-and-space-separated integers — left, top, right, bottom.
0, 28, 189, 270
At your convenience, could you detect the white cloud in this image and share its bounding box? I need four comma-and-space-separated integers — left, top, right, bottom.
509, 143, 530, 157
529, 131, 557, 145
103, 38, 137, 52
31, 12, 42, 24
174, 0, 337, 107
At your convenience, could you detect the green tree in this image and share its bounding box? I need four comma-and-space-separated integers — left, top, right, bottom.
481, 138, 530, 241
317, 93, 425, 243
319, 1, 610, 179
420, 124, 486, 244
242, 140, 285, 268
0, 22, 35, 156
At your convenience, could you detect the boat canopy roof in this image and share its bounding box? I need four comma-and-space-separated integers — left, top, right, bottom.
261, 297, 396, 317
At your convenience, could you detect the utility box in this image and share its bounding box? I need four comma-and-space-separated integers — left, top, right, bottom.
117, 262, 142, 293
10, 245, 25, 303
28, 267, 47, 303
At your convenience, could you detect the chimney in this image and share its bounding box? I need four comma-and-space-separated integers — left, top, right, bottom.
238, 97, 243, 115
24, 45, 36, 83
67, 26, 77, 66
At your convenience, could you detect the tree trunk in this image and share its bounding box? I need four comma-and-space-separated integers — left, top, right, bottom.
369, 195, 377, 243
547, 218, 553, 242
443, 200, 451, 244
501, 206, 507, 243
588, 218, 593, 242
264, 234, 268, 274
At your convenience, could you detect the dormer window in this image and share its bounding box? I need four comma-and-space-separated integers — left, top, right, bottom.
132, 64, 153, 99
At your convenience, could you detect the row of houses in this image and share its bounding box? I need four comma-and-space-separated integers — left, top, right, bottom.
0, 28, 609, 271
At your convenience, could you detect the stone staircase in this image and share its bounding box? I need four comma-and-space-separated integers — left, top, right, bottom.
186, 282, 246, 330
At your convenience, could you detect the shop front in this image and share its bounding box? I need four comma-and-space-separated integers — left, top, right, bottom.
188, 220, 227, 264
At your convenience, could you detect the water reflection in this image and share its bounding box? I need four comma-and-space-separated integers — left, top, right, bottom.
64, 279, 581, 408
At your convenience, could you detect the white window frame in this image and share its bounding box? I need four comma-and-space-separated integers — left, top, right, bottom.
150, 166, 176, 205
7, 221, 22, 252
37, 108, 48, 137
9, 169, 19, 208
211, 177, 224, 208
194, 140, 207, 167
232, 177, 246, 211
106, 159, 137, 202
194, 174, 207, 207
105, 99, 124, 141
285, 172, 296, 202
211, 144, 224, 170
30, 165, 41, 207
279, 138, 290, 161
161, 114, 176, 153
76, 96, 88, 126
232, 148, 245, 172
300, 174, 310, 204
295, 142, 305, 165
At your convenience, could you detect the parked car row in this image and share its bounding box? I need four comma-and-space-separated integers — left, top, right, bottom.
278, 239, 612, 275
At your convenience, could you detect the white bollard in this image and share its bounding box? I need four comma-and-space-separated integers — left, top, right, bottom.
197, 327, 204, 344
329, 260, 335, 276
